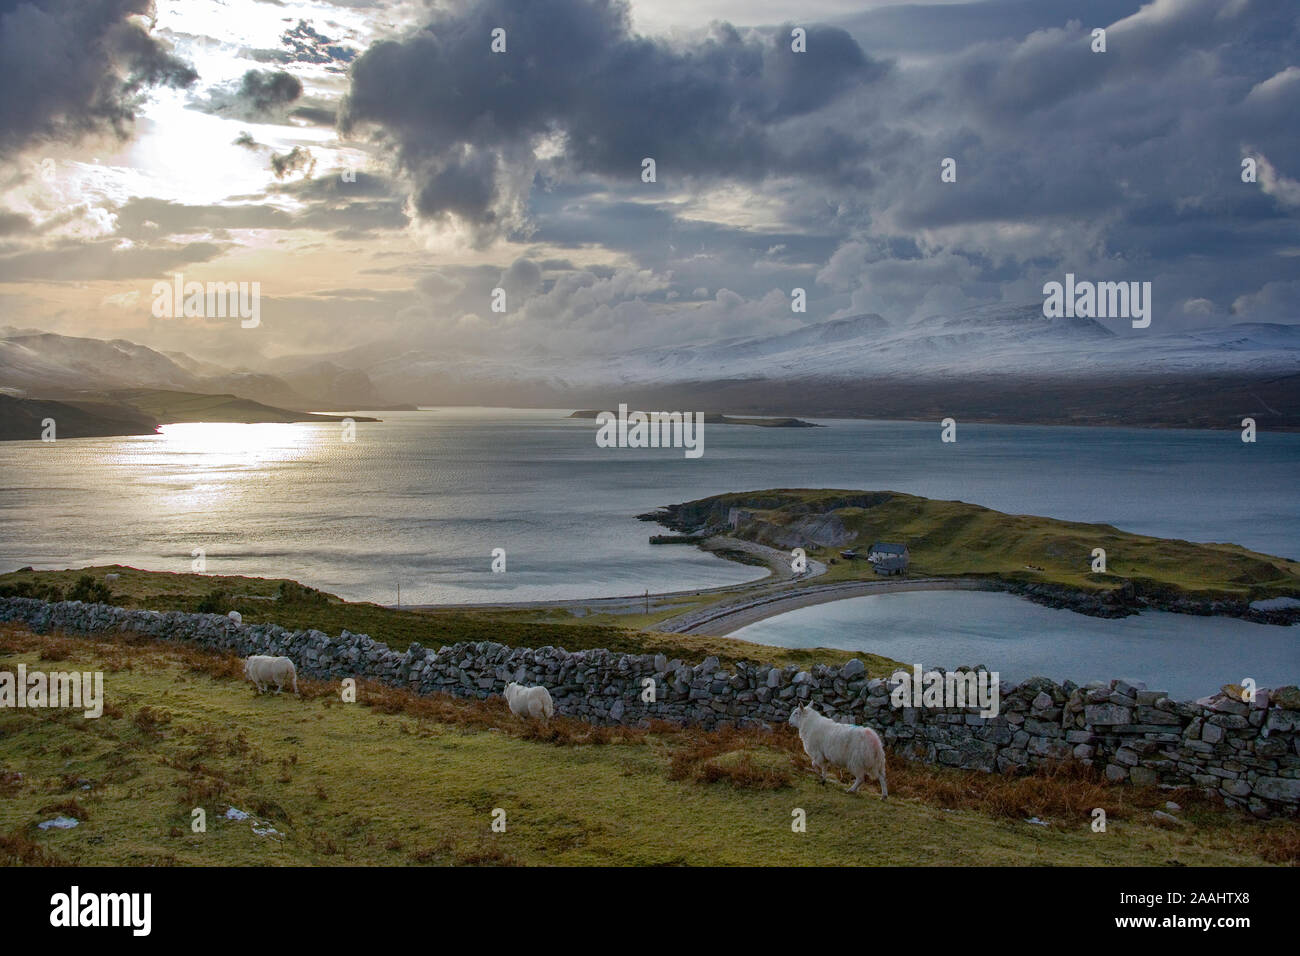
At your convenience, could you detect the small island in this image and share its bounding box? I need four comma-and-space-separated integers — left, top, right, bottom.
568, 410, 821, 427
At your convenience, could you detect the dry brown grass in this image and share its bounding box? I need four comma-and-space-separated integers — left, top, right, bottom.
132, 705, 172, 737
1253, 825, 1300, 865
0, 828, 66, 865
668, 725, 800, 790
37, 798, 90, 821
696, 751, 794, 789
0, 770, 24, 797
864, 754, 1212, 826
411, 834, 521, 866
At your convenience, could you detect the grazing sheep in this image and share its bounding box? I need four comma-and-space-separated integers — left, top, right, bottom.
503, 682, 554, 721
244, 655, 299, 697
104, 573, 120, 584
787, 702, 887, 798
227, 610, 242, 624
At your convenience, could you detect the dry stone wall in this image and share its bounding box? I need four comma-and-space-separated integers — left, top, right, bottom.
3, 596, 1297, 816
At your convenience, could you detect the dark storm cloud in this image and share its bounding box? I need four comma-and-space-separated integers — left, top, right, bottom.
113, 198, 296, 238
290, 105, 338, 127
111, 190, 406, 240
841, 0, 1296, 327
0, 239, 221, 282
850, 0, 1300, 233
839, 0, 1144, 56
271, 146, 316, 179
0, 211, 32, 235
340, 0, 884, 240
526, 189, 839, 298
238, 69, 303, 113
193, 69, 304, 121
0, 0, 196, 154
269, 171, 397, 201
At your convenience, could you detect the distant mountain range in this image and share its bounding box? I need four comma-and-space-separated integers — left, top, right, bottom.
0, 328, 388, 410
312, 307, 1300, 398
3, 306, 1299, 431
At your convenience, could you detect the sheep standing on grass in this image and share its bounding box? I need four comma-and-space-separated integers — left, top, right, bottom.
503, 682, 554, 721
788, 702, 887, 798
244, 655, 299, 698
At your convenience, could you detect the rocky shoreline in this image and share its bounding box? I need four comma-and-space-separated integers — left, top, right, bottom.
988, 579, 1300, 626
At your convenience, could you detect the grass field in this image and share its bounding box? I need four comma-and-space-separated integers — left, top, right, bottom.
2, 625, 1296, 866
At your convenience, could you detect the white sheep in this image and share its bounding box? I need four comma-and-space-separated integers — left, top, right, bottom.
104, 573, 120, 584
243, 655, 299, 697
503, 682, 554, 721
788, 702, 887, 797
227, 610, 242, 624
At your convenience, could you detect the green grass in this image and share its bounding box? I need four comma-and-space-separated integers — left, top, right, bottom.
3, 626, 1294, 866
0, 566, 880, 670
687, 489, 1300, 599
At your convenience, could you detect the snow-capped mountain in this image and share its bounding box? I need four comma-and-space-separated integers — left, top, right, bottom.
589, 307, 1300, 384
0, 333, 199, 393
350, 306, 1300, 399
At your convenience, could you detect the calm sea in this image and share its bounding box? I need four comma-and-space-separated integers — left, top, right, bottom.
731, 591, 1298, 698
1, 408, 1295, 606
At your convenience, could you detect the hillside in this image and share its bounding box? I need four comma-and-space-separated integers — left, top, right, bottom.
0, 395, 158, 441
105, 389, 379, 426
0, 389, 379, 441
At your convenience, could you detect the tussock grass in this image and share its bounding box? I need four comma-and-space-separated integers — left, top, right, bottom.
0, 828, 65, 866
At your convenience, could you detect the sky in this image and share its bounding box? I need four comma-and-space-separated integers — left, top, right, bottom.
0, 0, 1297, 368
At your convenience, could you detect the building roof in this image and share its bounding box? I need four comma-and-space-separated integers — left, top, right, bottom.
870, 542, 908, 555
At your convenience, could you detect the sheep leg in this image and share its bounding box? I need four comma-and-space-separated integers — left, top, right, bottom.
811, 757, 827, 783
847, 776, 862, 793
